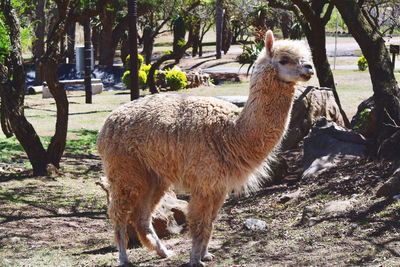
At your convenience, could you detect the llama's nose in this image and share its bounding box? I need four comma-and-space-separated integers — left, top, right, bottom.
303, 63, 314, 74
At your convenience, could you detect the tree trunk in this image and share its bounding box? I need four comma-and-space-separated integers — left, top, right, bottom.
221, 9, 232, 55
281, 11, 291, 39
215, 0, 223, 59
332, 0, 400, 154
269, 0, 350, 127
191, 20, 201, 57
148, 35, 194, 94
66, 23, 76, 64
142, 25, 154, 64
1, 0, 48, 176
33, 0, 46, 85
99, 10, 115, 66
173, 16, 186, 64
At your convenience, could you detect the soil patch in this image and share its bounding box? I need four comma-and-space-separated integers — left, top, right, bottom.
1, 149, 399, 266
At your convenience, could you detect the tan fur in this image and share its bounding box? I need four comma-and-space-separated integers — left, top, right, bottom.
97, 31, 313, 266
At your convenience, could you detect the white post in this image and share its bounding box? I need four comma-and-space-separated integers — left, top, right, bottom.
334, 8, 339, 70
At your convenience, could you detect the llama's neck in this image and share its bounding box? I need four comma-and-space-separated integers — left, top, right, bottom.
229, 65, 295, 169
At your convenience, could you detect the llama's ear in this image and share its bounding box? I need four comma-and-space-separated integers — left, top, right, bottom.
265, 30, 274, 57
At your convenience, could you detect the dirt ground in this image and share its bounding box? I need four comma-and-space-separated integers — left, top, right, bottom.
1, 146, 399, 266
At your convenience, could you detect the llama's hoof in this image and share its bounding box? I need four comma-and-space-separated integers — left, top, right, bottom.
159, 248, 174, 258
189, 261, 206, 267
120, 262, 134, 267
201, 252, 215, 262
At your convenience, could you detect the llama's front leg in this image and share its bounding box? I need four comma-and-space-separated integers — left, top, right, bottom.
188, 191, 226, 266
118, 227, 130, 265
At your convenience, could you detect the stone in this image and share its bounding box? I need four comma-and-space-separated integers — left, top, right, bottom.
42, 85, 52, 98
216, 95, 248, 107
27, 85, 43, 95
126, 190, 188, 246
351, 96, 376, 139
295, 205, 318, 227
279, 188, 302, 203
42, 81, 103, 98
376, 167, 400, 198
281, 86, 347, 151
243, 218, 268, 231
320, 200, 355, 216
185, 69, 210, 88
95, 180, 188, 247
302, 117, 367, 178
91, 83, 103, 95
378, 130, 400, 160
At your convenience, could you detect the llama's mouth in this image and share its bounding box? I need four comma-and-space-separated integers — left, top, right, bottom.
300, 73, 313, 81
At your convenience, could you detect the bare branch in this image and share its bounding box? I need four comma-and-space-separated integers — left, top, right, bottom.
384, 108, 400, 129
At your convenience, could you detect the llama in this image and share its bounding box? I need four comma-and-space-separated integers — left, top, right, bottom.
97, 30, 313, 266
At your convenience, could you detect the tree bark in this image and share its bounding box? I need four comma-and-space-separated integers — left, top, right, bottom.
222, 9, 232, 55
98, 7, 115, 66
1, 0, 49, 175
215, 0, 223, 59
66, 23, 76, 63
33, 0, 46, 85
331, 0, 400, 154
142, 25, 154, 64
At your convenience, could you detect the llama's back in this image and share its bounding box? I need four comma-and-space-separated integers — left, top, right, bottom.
97, 93, 240, 189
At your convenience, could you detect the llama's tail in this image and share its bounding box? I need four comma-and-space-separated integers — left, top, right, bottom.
95, 176, 111, 204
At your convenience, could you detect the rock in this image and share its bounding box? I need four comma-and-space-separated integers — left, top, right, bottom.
279, 188, 302, 203
185, 70, 210, 88
351, 96, 377, 139
216, 95, 248, 107
295, 205, 318, 227
302, 117, 367, 178
376, 167, 400, 198
244, 218, 268, 231
320, 200, 355, 216
93, 183, 188, 247
378, 130, 400, 160
281, 86, 347, 151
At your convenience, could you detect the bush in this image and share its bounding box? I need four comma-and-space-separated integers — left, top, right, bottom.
122, 70, 147, 89
140, 64, 158, 80
125, 54, 144, 70
357, 55, 368, 71
164, 67, 187, 91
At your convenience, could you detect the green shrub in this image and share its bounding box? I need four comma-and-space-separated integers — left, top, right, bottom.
353, 108, 371, 131
122, 70, 147, 89
357, 55, 368, 71
164, 67, 187, 91
141, 64, 158, 79
125, 54, 144, 69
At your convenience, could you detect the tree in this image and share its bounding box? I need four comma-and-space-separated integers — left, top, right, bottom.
268, 0, 350, 126
359, 0, 400, 36
330, 0, 400, 158
33, 0, 46, 85
0, 0, 108, 175
215, 0, 223, 59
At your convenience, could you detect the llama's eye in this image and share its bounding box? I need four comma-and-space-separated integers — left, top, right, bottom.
279, 59, 288, 65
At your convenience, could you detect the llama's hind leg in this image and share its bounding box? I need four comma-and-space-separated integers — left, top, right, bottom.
108, 194, 135, 266
188, 190, 226, 266
131, 181, 173, 258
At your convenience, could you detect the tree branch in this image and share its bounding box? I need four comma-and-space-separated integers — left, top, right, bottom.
322, 3, 334, 25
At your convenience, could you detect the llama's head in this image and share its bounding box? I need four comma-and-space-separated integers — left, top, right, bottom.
255, 30, 314, 84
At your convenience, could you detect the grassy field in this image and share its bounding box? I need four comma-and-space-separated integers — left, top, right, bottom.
1, 68, 399, 141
